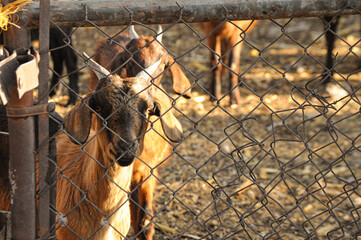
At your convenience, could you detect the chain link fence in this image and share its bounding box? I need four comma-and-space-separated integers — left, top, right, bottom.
1, 1, 361, 239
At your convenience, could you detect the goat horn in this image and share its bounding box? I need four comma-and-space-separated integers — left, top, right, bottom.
129, 25, 139, 40
156, 25, 163, 43
83, 52, 111, 80
135, 58, 162, 80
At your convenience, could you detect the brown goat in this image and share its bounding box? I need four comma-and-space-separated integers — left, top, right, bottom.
199, 20, 257, 105
130, 86, 180, 240
0, 56, 183, 240
89, 25, 190, 240
57, 55, 183, 239
89, 25, 192, 99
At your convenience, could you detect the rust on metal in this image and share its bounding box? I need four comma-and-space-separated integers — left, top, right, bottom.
38, 0, 53, 237
6, 102, 55, 118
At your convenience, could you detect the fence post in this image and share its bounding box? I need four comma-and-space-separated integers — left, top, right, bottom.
2, 0, 36, 239
38, 0, 53, 238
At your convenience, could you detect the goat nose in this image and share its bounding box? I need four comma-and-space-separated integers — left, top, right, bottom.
127, 140, 139, 153
117, 136, 138, 152
115, 138, 138, 166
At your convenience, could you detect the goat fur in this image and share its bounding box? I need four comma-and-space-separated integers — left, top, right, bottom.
55, 123, 134, 239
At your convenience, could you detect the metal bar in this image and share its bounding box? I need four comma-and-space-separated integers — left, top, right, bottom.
6, 102, 55, 117
2, 0, 35, 239
27, 0, 361, 28
38, 0, 52, 238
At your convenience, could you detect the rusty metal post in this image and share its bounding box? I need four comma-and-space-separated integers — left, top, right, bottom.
26, 0, 361, 28
2, 0, 36, 239
38, 0, 52, 238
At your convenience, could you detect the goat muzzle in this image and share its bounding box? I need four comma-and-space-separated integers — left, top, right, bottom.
111, 140, 139, 166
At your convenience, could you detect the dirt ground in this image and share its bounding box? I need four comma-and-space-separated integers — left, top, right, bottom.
49, 15, 361, 239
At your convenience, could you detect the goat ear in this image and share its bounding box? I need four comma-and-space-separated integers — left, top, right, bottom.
64, 99, 92, 145
152, 93, 183, 142
166, 55, 192, 98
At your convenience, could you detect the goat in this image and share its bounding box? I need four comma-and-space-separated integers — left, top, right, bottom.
89, 25, 192, 99
88, 25, 188, 240
0, 56, 183, 239
56, 54, 183, 239
199, 20, 257, 105
130, 86, 181, 240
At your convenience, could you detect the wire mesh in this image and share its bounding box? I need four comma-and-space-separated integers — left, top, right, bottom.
1, 2, 361, 240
